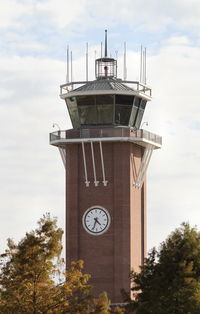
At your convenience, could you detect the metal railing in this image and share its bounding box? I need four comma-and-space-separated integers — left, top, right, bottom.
60, 80, 152, 98
50, 127, 162, 146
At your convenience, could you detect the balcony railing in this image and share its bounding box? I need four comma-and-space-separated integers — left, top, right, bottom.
60, 80, 152, 98
50, 127, 162, 146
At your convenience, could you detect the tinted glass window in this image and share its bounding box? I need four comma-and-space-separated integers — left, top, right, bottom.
77, 95, 95, 106
134, 96, 140, 108
140, 99, 147, 110
77, 96, 96, 125
115, 104, 132, 125
77, 95, 114, 125
97, 104, 113, 124
96, 95, 113, 105
129, 97, 141, 128
78, 105, 97, 125
135, 100, 147, 129
96, 95, 113, 124
135, 108, 144, 129
116, 95, 134, 105
66, 97, 80, 128
129, 104, 138, 127
115, 95, 134, 126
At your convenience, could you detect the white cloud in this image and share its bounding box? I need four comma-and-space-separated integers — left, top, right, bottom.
0, 0, 28, 28
2, 0, 200, 35
36, 0, 87, 29
141, 37, 200, 249
0, 54, 70, 251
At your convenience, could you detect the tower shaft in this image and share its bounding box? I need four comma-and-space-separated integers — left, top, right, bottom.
65, 139, 146, 301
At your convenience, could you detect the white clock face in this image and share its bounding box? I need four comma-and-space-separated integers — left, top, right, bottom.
82, 206, 110, 235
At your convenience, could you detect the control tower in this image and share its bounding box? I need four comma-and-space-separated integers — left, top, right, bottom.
50, 31, 162, 302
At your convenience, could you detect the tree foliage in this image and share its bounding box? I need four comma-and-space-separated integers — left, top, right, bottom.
0, 214, 123, 313
124, 223, 200, 314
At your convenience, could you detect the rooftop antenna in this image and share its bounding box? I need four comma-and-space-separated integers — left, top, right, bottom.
115, 50, 118, 60
70, 50, 73, 84
140, 45, 143, 82
140, 45, 147, 83
143, 49, 145, 84
105, 29, 108, 57
66, 45, 69, 83
86, 42, 88, 81
144, 47, 147, 84
123, 42, 127, 80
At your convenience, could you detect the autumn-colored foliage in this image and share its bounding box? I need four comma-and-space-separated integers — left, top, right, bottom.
0, 214, 124, 313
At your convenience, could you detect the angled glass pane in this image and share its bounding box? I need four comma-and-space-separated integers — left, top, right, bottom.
129, 96, 140, 127
135, 99, 147, 129
77, 96, 97, 125
66, 97, 80, 128
115, 95, 134, 126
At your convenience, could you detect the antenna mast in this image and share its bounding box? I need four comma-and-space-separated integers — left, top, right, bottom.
144, 47, 147, 84
123, 42, 127, 80
66, 45, 69, 83
86, 42, 88, 81
140, 45, 142, 82
70, 50, 73, 84
105, 29, 108, 57
140, 45, 147, 83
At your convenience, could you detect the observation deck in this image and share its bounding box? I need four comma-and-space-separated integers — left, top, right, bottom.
50, 127, 161, 188
50, 127, 161, 149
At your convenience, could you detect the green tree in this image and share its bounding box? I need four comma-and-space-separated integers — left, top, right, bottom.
0, 214, 121, 313
124, 223, 200, 314
0, 213, 63, 313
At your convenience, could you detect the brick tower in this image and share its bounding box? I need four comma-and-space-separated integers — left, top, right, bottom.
50, 31, 161, 302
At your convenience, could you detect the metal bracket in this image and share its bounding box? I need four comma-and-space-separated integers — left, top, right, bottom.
90, 142, 99, 186
81, 142, 90, 187
99, 141, 108, 186
58, 148, 66, 169
133, 144, 154, 189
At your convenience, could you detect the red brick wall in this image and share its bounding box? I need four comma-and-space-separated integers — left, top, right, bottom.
65, 140, 146, 302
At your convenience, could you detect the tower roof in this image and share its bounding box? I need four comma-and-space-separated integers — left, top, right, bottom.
73, 78, 134, 93
60, 77, 152, 101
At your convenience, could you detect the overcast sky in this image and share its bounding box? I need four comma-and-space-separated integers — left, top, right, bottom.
0, 0, 200, 255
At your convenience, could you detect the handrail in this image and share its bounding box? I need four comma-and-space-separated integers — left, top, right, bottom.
60, 79, 152, 97
49, 128, 162, 146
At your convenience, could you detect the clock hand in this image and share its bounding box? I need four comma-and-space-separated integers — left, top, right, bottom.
92, 219, 97, 230
95, 218, 101, 226
92, 217, 101, 230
